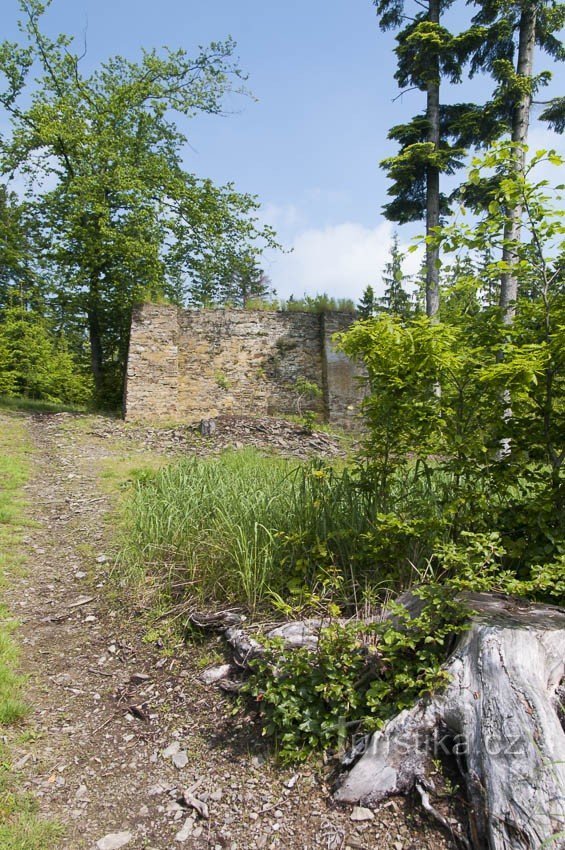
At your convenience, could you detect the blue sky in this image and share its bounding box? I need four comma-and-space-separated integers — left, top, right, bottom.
3, 0, 564, 300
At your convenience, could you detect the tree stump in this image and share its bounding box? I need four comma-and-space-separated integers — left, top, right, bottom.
335, 594, 565, 850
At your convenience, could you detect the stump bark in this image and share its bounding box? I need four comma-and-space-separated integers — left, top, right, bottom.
335, 594, 565, 850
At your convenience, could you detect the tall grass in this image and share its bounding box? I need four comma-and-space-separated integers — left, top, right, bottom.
118, 448, 444, 613
120, 450, 297, 611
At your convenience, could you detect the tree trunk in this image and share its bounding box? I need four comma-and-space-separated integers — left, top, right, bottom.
87, 275, 105, 399
191, 595, 565, 849
499, 3, 537, 324
335, 594, 565, 850
426, 0, 441, 321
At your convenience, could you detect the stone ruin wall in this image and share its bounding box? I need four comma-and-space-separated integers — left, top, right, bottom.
124, 303, 365, 428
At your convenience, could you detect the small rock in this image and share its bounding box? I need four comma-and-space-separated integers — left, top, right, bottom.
350, 807, 374, 822
345, 838, 367, 850
199, 664, 233, 685
283, 774, 299, 789
75, 784, 89, 801
96, 832, 133, 850
175, 819, 193, 842
96, 554, 108, 564
172, 751, 189, 769
129, 672, 150, 684
163, 742, 181, 758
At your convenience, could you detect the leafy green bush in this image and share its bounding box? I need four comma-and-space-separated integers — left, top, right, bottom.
242, 530, 558, 763
0, 308, 92, 405
243, 580, 469, 763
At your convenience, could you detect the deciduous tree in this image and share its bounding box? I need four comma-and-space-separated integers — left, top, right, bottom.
0, 0, 277, 404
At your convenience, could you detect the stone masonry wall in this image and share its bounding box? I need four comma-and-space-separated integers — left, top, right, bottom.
124, 303, 365, 427
123, 303, 180, 420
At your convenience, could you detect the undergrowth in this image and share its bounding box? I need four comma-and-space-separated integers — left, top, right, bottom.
118, 444, 564, 762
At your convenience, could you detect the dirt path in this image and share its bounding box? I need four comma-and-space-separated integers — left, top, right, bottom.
5, 411, 454, 850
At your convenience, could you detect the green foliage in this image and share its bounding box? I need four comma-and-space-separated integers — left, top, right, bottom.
0, 308, 92, 404
242, 525, 562, 763
243, 579, 469, 762
465, 0, 565, 137
378, 233, 414, 318
0, 188, 43, 314
0, 0, 279, 404
244, 624, 371, 762
190, 253, 275, 308
292, 375, 322, 423
338, 145, 565, 584
281, 294, 356, 313
357, 285, 377, 319
119, 450, 296, 613
214, 371, 231, 391
373, 1, 495, 226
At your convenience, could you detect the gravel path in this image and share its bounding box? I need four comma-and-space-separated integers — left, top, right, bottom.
4, 411, 456, 850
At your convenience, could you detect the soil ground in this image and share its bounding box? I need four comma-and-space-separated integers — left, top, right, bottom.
3, 410, 456, 850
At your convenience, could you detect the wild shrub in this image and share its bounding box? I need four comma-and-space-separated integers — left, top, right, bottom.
0, 308, 92, 405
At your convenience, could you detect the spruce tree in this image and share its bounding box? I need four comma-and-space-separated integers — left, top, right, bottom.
378, 234, 413, 318
219, 254, 274, 307
358, 285, 377, 318
373, 1, 485, 319
464, 0, 565, 321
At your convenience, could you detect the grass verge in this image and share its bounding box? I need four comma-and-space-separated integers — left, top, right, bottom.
0, 395, 89, 415
0, 412, 62, 848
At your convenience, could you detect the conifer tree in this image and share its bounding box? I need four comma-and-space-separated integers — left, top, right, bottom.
358, 284, 377, 319
378, 234, 413, 318
464, 0, 565, 321
373, 1, 489, 319
219, 254, 274, 307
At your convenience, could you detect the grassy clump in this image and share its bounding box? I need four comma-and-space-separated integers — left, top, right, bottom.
118, 448, 467, 614
0, 413, 62, 848
119, 449, 388, 613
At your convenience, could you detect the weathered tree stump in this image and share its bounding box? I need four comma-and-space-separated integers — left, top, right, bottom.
335, 594, 565, 850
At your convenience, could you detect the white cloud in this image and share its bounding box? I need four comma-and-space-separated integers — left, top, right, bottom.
261, 202, 306, 233
265, 220, 422, 301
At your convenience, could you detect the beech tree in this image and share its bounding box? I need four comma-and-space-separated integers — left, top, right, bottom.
0, 0, 277, 404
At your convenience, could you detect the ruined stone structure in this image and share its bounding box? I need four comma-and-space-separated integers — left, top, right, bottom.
124, 303, 365, 427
